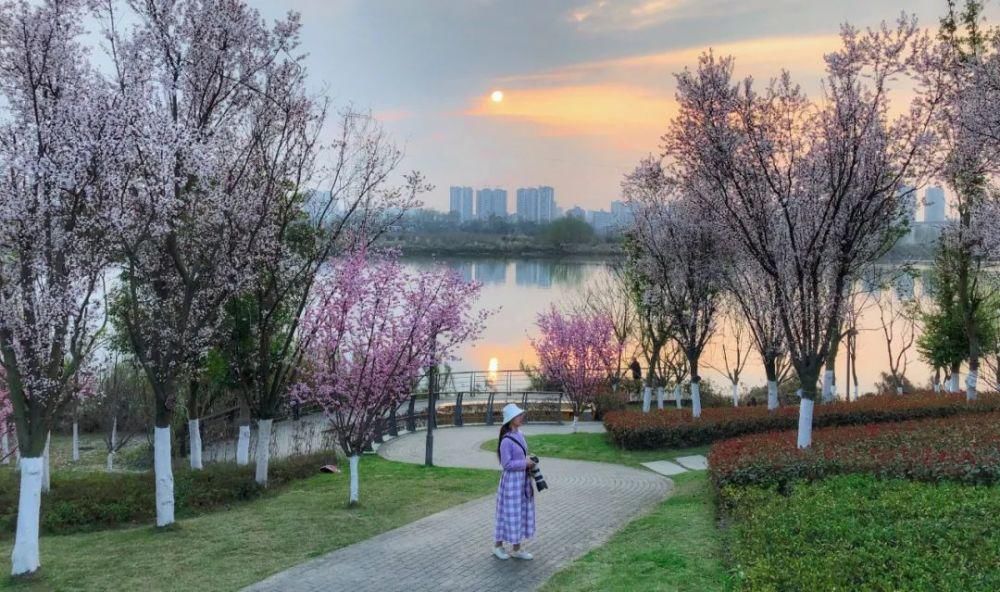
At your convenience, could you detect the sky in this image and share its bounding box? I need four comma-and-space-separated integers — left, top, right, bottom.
251, 0, 1000, 212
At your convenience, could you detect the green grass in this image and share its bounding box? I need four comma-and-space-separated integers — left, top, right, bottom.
725, 474, 1000, 591
0, 456, 497, 591
542, 472, 730, 592
0, 432, 146, 476
480, 432, 709, 469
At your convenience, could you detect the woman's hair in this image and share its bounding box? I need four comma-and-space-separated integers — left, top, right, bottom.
496, 422, 512, 461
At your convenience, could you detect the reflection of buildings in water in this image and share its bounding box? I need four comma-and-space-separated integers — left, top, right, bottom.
920, 268, 939, 300
448, 261, 474, 283
474, 261, 507, 285
515, 260, 552, 287
548, 263, 587, 287
892, 273, 915, 300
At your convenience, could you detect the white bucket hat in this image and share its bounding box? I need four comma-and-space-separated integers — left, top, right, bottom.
502, 403, 525, 426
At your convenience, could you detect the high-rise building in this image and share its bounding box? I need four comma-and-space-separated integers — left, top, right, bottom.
449, 186, 474, 222
538, 186, 555, 222
924, 185, 946, 223
476, 188, 508, 219
610, 200, 633, 227
516, 187, 540, 222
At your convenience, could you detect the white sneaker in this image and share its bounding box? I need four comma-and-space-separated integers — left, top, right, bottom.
510, 550, 534, 560
493, 547, 510, 560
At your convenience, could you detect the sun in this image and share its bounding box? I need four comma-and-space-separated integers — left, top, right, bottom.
490, 90, 504, 103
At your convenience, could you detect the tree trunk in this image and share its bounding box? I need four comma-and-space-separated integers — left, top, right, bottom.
572, 415, 579, 433
72, 422, 79, 462
2, 431, 9, 465
656, 386, 664, 410
236, 424, 250, 466
822, 369, 835, 403
674, 384, 682, 409
689, 357, 702, 418
188, 419, 203, 470
10, 457, 43, 576
764, 357, 779, 410
107, 451, 115, 472
348, 454, 360, 506
41, 432, 50, 493
967, 355, 979, 401
767, 380, 778, 410
641, 386, 651, 413
731, 382, 739, 407
949, 363, 960, 393
255, 419, 273, 486
796, 367, 820, 449
154, 426, 175, 526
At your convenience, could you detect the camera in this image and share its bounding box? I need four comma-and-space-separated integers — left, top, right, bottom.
529, 455, 548, 491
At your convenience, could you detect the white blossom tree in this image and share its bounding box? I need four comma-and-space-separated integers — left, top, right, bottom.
0, 0, 120, 575
663, 18, 943, 445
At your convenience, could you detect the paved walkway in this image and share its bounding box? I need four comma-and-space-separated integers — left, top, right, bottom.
243, 423, 672, 592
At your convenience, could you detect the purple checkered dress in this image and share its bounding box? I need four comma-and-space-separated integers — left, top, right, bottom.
494, 430, 535, 544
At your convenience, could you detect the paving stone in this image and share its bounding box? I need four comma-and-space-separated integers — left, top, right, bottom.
640, 460, 689, 476
674, 455, 708, 471
242, 423, 671, 592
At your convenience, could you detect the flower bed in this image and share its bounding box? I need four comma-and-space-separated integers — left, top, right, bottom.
708, 412, 1000, 492
604, 392, 1000, 449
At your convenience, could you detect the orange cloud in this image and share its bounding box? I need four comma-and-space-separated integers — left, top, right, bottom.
467, 35, 842, 139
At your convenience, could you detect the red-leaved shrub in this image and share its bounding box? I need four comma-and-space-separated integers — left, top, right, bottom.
604, 392, 1000, 449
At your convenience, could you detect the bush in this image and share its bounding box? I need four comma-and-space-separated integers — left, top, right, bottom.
592, 390, 628, 421
604, 392, 1000, 449
708, 412, 1000, 492
725, 474, 1000, 591
0, 450, 336, 536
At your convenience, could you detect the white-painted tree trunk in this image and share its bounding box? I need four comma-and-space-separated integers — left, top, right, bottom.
852, 384, 859, 401
72, 422, 79, 462
2, 432, 9, 465
236, 425, 250, 466
641, 387, 651, 413
106, 451, 114, 472
949, 372, 960, 393
691, 382, 702, 418
674, 384, 682, 409
822, 370, 834, 403
154, 427, 175, 527
933, 382, 941, 394
571, 415, 579, 433
110, 417, 117, 450
188, 419, 203, 470
796, 388, 803, 399
11, 457, 43, 576
731, 382, 739, 407
797, 398, 815, 449
767, 380, 779, 410
896, 386, 904, 395
255, 419, 273, 486
348, 454, 360, 505
656, 386, 664, 410
966, 370, 978, 401
41, 433, 50, 493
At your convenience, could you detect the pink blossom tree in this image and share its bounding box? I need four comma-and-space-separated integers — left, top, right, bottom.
293, 251, 487, 504
0, 0, 119, 575
532, 307, 622, 432
624, 160, 728, 418
99, 0, 317, 525
660, 18, 943, 446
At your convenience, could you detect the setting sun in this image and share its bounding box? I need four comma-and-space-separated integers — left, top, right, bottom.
490, 89, 504, 102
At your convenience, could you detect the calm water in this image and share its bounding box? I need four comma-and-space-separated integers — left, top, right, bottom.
403, 255, 935, 397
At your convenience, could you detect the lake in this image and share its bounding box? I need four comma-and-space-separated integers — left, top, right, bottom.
403, 255, 937, 397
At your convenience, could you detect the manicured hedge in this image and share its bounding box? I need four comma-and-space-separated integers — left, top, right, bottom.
726, 474, 1000, 591
604, 392, 1000, 449
0, 451, 337, 535
708, 412, 1000, 491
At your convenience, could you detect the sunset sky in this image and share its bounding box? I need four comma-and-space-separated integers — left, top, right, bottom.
254, 0, 999, 211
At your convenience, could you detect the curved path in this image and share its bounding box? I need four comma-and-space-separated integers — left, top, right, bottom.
243, 423, 672, 592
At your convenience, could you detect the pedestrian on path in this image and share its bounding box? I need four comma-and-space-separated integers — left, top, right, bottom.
493, 403, 536, 561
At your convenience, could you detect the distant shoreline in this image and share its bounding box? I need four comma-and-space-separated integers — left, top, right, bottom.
380, 240, 625, 259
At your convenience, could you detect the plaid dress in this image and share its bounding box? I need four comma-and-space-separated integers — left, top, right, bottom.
494, 430, 536, 544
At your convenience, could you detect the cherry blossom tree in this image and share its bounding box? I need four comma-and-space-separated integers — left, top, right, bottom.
532, 308, 621, 432
662, 18, 943, 446
217, 110, 427, 485
624, 160, 727, 418
293, 252, 487, 504
725, 260, 786, 410
707, 314, 752, 407
0, 0, 122, 574
99, 0, 317, 525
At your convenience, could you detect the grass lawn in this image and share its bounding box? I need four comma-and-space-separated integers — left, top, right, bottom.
484, 431, 729, 591
0, 432, 146, 476
0, 456, 497, 592
480, 432, 710, 469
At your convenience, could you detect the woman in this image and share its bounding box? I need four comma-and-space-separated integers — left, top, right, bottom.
493, 403, 536, 560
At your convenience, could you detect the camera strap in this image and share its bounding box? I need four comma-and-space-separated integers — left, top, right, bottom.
503, 434, 529, 458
